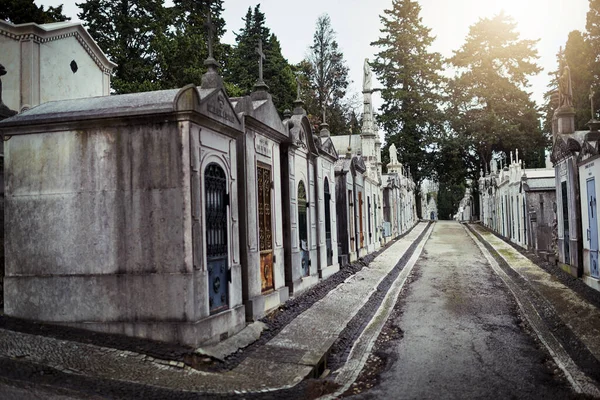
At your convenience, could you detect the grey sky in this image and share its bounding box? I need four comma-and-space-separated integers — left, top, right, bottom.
36, 0, 589, 119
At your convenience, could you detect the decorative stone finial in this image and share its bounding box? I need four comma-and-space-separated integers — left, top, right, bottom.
319, 105, 330, 137
293, 73, 305, 115
201, 5, 224, 90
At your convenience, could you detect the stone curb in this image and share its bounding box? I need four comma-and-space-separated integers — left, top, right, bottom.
323, 221, 434, 399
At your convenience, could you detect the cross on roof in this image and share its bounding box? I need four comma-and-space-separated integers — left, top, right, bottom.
295, 73, 302, 101
591, 87, 596, 121
204, 6, 216, 61
256, 39, 266, 83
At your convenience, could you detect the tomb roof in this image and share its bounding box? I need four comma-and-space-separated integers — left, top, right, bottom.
0, 85, 243, 131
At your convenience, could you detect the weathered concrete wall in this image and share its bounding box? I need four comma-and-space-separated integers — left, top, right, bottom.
40, 36, 108, 104
526, 191, 556, 253
4, 122, 191, 322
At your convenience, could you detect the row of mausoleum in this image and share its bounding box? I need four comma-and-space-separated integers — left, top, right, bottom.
478, 63, 600, 293
548, 64, 600, 291
478, 151, 556, 255
0, 20, 418, 347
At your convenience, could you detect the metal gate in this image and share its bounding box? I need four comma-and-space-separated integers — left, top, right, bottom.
298, 181, 309, 276
205, 163, 229, 314
562, 181, 570, 263
588, 179, 599, 278
258, 165, 274, 292
358, 191, 364, 248
324, 179, 332, 266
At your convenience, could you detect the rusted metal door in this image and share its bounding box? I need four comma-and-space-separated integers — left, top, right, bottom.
358, 191, 364, 248
205, 163, 229, 314
258, 165, 274, 292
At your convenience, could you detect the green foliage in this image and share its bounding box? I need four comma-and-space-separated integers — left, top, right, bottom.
296, 14, 352, 134
77, 0, 167, 94
1, 0, 70, 24
225, 5, 296, 114
447, 12, 546, 174
154, 0, 227, 89
370, 0, 444, 189
437, 183, 466, 221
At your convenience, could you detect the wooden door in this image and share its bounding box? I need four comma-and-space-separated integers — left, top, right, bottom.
258, 165, 274, 292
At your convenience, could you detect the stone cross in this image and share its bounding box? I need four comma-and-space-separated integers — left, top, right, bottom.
256, 39, 266, 83
322, 105, 326, 124
295, 73, 302, 101
204, 6, 216, 60
591, 88, 596, 120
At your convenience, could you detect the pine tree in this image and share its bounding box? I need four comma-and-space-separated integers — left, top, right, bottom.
1, 0, 70, 24
77, 0, 167, 93
303, 14, 351, 133
154, 0, 227, 90
370, 0, 444, 192
226, 5, 296, 114
448, 12, 545, 170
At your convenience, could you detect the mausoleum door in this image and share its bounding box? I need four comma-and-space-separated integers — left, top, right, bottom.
367, 196, 372, 244
298, 181, 310, 276
358, 192, 364, 248
258, 165, 275, 292
324, 179, 332, 266
205, 163, 229, 314
562, 181, 570, 262
587, 178, 599, 278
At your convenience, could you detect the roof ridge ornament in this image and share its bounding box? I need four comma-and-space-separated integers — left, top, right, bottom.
253, 39, 269, 92
201, 3, 224, 90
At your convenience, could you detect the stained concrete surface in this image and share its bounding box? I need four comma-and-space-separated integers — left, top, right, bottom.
351, 221, 576, 399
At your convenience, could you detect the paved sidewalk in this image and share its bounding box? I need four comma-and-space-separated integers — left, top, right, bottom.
0, 222, 430, 396
469, 223, 600, 395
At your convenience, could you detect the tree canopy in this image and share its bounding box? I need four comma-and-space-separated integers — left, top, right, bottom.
447, 12, 545, 172
370, 0, 444, 191
225, 5, 296, 113
1, 0, 70, 24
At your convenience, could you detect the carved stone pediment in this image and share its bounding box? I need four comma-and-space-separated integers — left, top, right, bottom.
577, 140, 598, 163
551, 137, 575, 164
320, 137, 338, 159
197, 87, 242, 130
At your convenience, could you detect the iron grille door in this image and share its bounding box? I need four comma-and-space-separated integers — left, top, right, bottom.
324, 179, 332, 266
205, 163, 229, 314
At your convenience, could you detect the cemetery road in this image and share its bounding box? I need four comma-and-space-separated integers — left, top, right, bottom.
347, 221, 579, 399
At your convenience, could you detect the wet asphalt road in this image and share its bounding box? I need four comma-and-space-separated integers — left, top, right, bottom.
352, 221, 577, 399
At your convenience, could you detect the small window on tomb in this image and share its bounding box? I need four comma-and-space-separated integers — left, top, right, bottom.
70, 60, 78, 74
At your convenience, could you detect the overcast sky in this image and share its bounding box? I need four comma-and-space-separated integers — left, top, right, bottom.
36, 0, 589, 114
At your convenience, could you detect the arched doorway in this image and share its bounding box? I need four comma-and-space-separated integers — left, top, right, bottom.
324, 179, 332, 266
298, 181, 309, 276
205, 163, 229, 314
